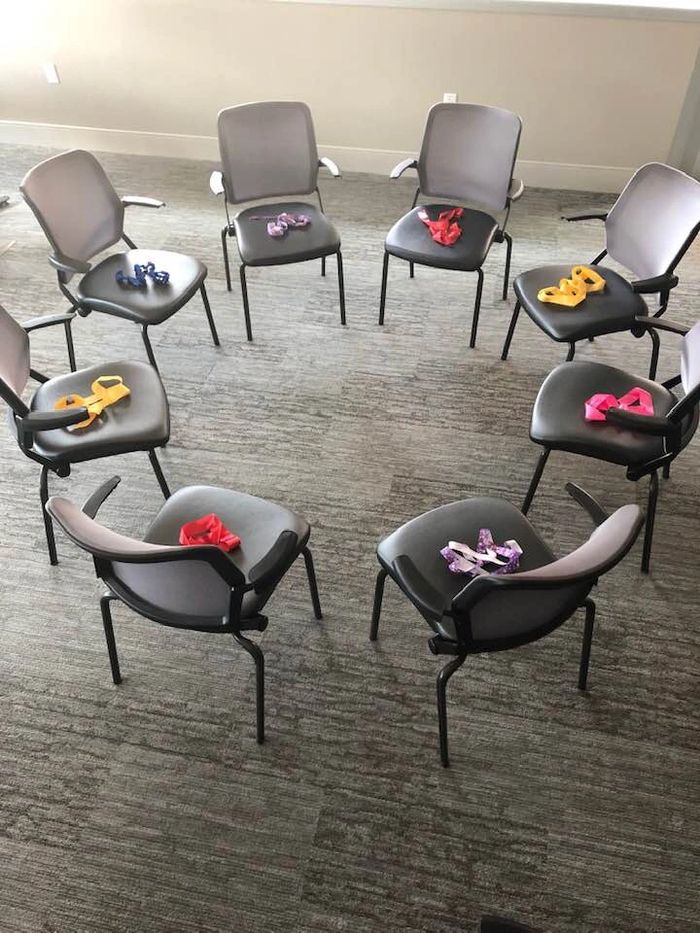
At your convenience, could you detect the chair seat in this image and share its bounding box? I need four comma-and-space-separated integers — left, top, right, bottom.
385, 204, 499, 271
530, 360, 683, 466
144, 485, 311, 618
77, 249, 207, 325
514, 264, 648, 342
234, 202, 340, 267
29, 360, 169, 463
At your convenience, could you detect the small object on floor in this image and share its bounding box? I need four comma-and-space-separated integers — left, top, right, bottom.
538, 264, 606, 307
417, 206, 464, 246
179, 513, 241, 551
250, 211, 311, 238
54, 375, 131, 429
584, 386, 654, 422
441, 528, 522, 576
115, 261, 170, 287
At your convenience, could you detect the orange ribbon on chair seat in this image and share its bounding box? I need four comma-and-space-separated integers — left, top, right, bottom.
538, 265, 606, 307
54, 375, 131, 429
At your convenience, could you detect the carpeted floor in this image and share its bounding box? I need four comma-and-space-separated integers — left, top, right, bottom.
0, 144, 698, 933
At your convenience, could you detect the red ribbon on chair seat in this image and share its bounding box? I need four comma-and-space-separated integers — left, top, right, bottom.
417, 207, 464, 246
179, 513, 241, 551
584, 387, 654, 422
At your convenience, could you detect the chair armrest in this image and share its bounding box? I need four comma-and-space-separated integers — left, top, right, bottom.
562, 211, 608, 222
18, 406, 90, 448
48, 253, 91, 276
508, 178, 525, 202
390, 158, 418, 179
121, 195, 165, 209
565, 483, 609, 526
631, 273, 679, 295
22, 310, 76, 333
633, 315, 689, 337
82, 476, 122, 519
248, 530, 299, 592
209, 171, 225, 196
318, 156, 341, 178
605, 408, 677, 436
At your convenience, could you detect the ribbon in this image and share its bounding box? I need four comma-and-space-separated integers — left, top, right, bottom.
584, 387, 654, 422
441, 528, 522, 577
54, 375, 131, 430
538, 265, 606, 307
250, 212, 311, 239
417, 207, 464, 246
116, 261, 170, 287
179, 513, 241, 551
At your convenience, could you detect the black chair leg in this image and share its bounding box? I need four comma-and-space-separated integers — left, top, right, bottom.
39, 464, 58, 566
200, 283, 220, 347
437, 654, 466, 767
239, 265, 253, 342
233, 632, 265, 744
370, 567, 387, 641
147, 449, 171, 499
578, 597, 596, 690
409, 261, 415, 279
141, 326, 159, 373
321, 256, 326, 277
100, 594, 122, 685
662, 462, 671, 480
64, 317, 77, 371
337, 251, 346, 326
648, 325, 661, 381
566, 342, 576, 362
221, 224, 232, 292
641, 470, 659, 574
378, 252, 389, 326
522, 448, 550, 515
501, 231, 512, 301
469, 268, 484, 349
501, 300, 521, 361
302, 546, 323, 619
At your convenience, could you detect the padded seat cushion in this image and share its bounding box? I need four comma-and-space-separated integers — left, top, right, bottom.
514, 264, 648, 342
29, 360, 169, 463
77, 249, 206, 325
385, 204, 499, 271
233, 202, 340, 266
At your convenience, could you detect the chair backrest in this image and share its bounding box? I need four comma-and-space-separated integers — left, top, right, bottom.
453, 504, 643, 647
20, 149, 125, 265
47, 496, 244, 625
217, 101, 319, 204
0, 303, 30, 415
605, 162, 700, 280
417, 102, 522, 212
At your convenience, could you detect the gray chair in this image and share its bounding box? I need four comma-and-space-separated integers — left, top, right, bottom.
210, 101, 345, 341
0, 301, 171, 565
21, 149, 220, 373
381, 102, 524, 347
522, 317, 700, 573
501, 162, 700, 379
46, 476, 323, 743
371, 484, 643, 766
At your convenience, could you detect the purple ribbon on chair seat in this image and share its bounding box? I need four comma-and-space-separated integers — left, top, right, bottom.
250, 212, 311, 238
441, 528, 522, 576
115, 261, 170, 287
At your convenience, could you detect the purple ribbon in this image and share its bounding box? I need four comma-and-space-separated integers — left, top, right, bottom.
441, 528, 522, 577
115, 261, 170, 287
250, 212, 311, 238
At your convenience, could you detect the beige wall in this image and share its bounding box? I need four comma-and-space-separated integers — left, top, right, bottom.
1, 0, 699, 189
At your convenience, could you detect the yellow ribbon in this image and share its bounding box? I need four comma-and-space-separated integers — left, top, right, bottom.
54, 375, 131, 430
538, 265, 606, 307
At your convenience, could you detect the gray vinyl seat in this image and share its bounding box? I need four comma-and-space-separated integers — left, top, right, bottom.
20, 149, 220, 373
371, 484, 643, 767
0, 301, 171, 566
380, 102, 524, 348
501, 163, 700, 379
211, 101, 345, 340
522, 318, 700, 573
46, 476, 323, 744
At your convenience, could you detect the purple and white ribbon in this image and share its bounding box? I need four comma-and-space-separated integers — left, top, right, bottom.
441, 528, 522, 576
250, 212, 311, 238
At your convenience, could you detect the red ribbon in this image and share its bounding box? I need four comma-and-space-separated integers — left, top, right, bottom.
417, 207, 464, 246
179, 513, 241, 551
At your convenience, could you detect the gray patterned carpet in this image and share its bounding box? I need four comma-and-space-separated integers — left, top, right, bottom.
0, 145, 698, 933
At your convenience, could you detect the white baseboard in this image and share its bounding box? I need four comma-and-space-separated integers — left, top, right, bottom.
0, 119, 633, 192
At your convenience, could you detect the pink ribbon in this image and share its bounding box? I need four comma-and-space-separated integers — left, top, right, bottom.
584, 387, 654, 422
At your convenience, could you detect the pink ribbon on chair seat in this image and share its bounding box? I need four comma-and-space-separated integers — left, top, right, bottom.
584, 387, 655, 422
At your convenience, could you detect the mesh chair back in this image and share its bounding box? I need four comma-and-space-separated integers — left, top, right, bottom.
20, 150, 124, 265
417, 103, 522, 212
0, 304, 30, 411
217, 101, 319, 204
605, 163, 700, 280
455, 504, 643, 644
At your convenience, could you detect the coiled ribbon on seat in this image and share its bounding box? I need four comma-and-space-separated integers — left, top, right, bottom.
584, 387, 654, 422
115, 261, 170, 287
441, 528, 522, 576
179, 513, 241, 551
54, 375, 131, 430
250, 212, 311, 238
538, 265, 606, 307
417, 207, 464, 246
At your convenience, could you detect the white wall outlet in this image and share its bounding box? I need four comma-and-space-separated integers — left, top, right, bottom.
43, 63, 60, 85
443, 92, 458, 104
